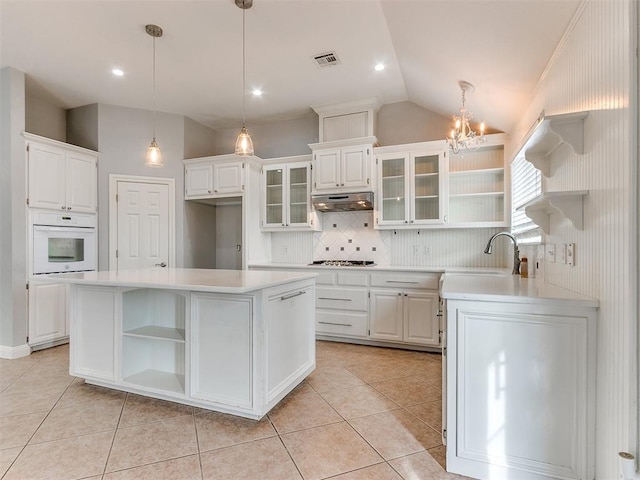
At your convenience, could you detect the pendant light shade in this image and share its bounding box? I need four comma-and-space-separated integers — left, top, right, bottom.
145, 24, 164, 167
234, 0, 254, 157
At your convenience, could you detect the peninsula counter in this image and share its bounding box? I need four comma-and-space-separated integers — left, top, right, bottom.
51, 268, 317, 419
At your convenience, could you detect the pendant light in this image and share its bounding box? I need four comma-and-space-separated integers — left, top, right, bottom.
234, 0, 254, 157
145, 24, 164, 167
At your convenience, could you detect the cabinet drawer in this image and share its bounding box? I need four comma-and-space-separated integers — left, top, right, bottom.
370, 272, 439, 290
336, 272, 368, 286
315, 271, 336, 285
316, 311, 368, 338
316, 287, 367, 311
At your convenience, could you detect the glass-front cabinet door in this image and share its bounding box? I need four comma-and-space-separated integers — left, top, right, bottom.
377, 153, 410, 226
411, 150, 445, 225
262, 162, 316, 231
264, 167, 285, 227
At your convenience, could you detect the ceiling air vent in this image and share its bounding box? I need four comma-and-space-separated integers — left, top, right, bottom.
313, 51, 341, 68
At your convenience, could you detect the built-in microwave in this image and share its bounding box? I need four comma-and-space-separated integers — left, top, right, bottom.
31, 212, 97, 275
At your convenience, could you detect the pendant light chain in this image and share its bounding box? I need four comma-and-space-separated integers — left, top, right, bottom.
242, 5, 246, 128
152, 33, 157, 140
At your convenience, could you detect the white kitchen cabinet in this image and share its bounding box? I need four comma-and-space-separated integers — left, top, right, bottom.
70, 284, 116, 381
26, 133, 98, 213
191, 293, 252, 407
445, 298, 597, 480
310, 138, 376, 194
369, 290, 440, 346
28, 281, 68, 348
315, 271, 369, 339
376, 147, 447, 228
262, 162, 319, 231
184, 157, 244, 199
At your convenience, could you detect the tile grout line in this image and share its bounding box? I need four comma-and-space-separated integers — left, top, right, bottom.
100, 391, 128, 477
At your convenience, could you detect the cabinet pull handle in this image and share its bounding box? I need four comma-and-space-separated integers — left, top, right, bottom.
386, 280, 420, 284
280, 290, 306, 301
318, 297, 352, 301
319, 321, 353, 327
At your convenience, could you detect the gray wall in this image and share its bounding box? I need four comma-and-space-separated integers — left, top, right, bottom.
183, 202, 217, 268
376, 101, 451, 146
184, 117, 217, 159
66, 104, 99, 151
24, 77, 66, 142
215, 113, 319, 159
0, 67, 28, 349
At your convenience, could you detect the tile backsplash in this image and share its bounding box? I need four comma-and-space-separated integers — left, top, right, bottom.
270, 211, 510, 268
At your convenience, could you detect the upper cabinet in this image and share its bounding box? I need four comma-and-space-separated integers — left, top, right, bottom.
184, 155, 245, 200
25, 133, 98, 213
375, 145, 447, 228
447, 135, 508, 228
262, 160, 319, 231
310, 137, 376, 194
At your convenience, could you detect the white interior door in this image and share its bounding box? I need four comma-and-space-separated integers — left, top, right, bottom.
116, 181, 170, 270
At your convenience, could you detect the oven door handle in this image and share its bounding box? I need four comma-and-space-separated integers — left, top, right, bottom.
33, 225, 95, 233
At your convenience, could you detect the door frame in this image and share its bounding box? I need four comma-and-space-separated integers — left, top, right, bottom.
108, 174, 176, 270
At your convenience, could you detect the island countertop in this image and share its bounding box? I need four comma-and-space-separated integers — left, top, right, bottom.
49, 267, 318, 294
441, 272, 599, 308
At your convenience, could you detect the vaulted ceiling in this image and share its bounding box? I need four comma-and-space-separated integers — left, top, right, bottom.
1, 0, 580, 133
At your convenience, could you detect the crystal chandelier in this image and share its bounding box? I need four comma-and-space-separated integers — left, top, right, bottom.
447, 80, 486, 154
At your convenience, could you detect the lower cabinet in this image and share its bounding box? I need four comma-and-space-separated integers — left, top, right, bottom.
191, 293, 253, 408
369, 290, 440, 346
445, 299, 597, 480
70, 285, 116, 381
28, 281, 68, 348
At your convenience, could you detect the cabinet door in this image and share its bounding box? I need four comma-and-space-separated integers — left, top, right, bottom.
341, 145, 370, 189
263, 166, 286, 228
411, 151, 445, 225
185, 163, 213, 197
404, 291, 440, 346
213, 162, 244, 195
377, 154, 409, 226
70, 285, 116, 381
191, 293, 252, 408
28, 282, 67, 346
66, 152, 97, 212
28, 142, 66, 210
313, 148, 341, 191
369, 289, 403, 342
287, 164, 311, 226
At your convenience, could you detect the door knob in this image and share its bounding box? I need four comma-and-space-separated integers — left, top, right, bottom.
155, 262, 167, 267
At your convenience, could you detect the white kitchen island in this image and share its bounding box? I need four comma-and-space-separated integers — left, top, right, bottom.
52, 268, 317, 419
441, 273, 598, 480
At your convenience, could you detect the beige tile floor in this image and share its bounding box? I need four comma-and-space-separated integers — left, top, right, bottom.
0, 340, 467, 480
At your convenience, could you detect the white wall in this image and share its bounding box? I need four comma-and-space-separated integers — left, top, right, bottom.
507, 1, 638, 475
0, 67, 28, 351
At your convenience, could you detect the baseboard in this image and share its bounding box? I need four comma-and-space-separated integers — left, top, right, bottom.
0, 343, 31, 359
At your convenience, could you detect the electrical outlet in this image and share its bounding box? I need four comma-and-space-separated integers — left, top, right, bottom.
283, 246, 288, 255
424, 246, 431, 256
412, 245, 418, 255
567, 243, 575, 266
545, 244, 556, 263
559, 243, 567, 264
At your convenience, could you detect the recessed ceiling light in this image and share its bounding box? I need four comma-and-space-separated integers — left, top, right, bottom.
112, 68, 124, 77
374, 63, 385, 71
252, 89, 263, 97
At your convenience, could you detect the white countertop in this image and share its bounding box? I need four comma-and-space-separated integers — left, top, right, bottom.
249, 262, 511, 275
46, 268, 317, 294
441, 273, 599, 308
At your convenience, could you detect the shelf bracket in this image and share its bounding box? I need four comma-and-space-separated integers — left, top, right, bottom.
521, 190, 588, 234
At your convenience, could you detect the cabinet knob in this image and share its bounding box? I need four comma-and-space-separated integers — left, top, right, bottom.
404, 293, 408, 297
61, 206, 65, 210
341, 183, 345, 186
208, 190, 211, 194
282, 223, 285, 226
67, 207, 71, 210
410, 220, 414, 223
336, 183, 339, 187
398, 293, 402, 296
214, 190, 218, 194
404, 220, 408, 224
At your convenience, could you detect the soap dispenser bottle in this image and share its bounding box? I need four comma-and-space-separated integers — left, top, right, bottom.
520, 256, 528, 278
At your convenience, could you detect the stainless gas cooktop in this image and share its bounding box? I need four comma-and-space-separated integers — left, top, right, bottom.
308, 260, 375, 267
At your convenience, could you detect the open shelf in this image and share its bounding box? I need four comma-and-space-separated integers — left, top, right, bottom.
518, 190, 588, 234
124, 370, 185, 394
123, 326, 185, 342
519, 111, 589, 177
450, 191, 504, 198
449, 167, 504, 176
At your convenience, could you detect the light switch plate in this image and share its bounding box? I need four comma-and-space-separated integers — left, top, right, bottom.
567, 243, 575, 266
545, 244, 556, 263
559, 243, 567, 264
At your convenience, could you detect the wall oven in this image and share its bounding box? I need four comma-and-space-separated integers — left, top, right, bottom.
32, 211, 97, 274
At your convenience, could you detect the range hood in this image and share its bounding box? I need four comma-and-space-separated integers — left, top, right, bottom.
312, 192, 374, 212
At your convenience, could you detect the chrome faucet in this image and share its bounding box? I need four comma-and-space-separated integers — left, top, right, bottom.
484, 231, 521, 275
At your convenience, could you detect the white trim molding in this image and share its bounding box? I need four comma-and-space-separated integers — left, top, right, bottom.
0, 343, 31, 359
